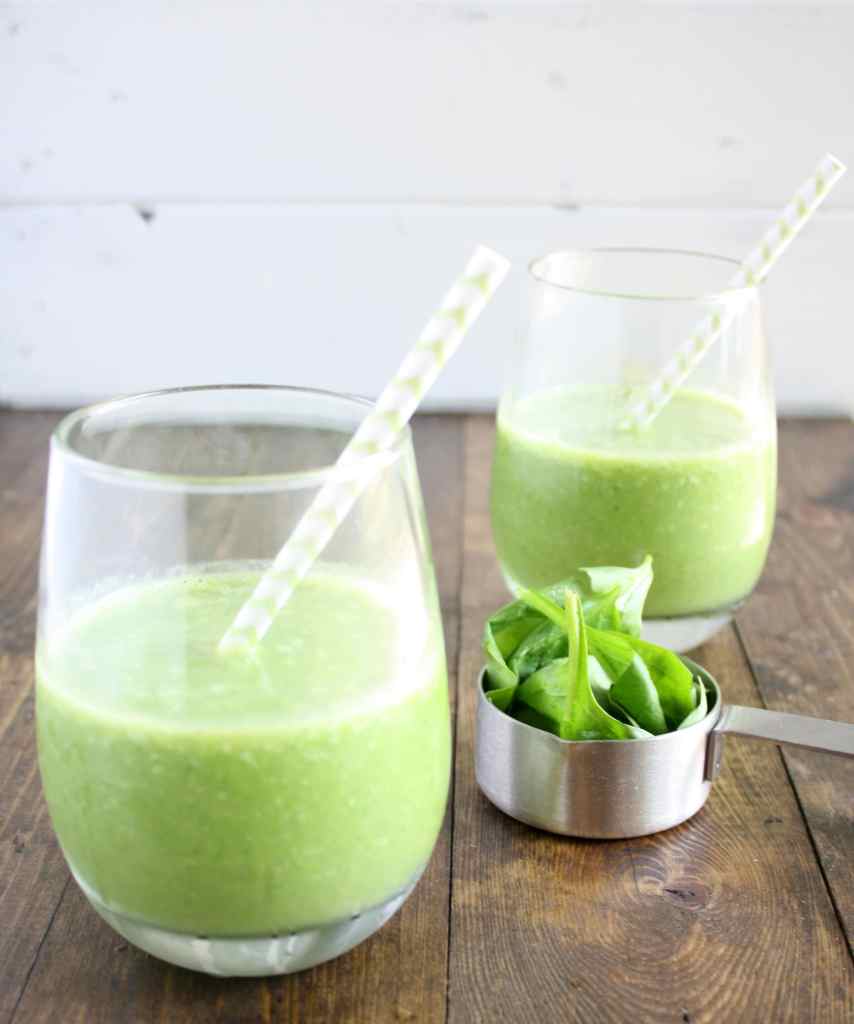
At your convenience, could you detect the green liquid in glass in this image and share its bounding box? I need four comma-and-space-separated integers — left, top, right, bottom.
491, 388, 776, 617
37, 570, 450, 937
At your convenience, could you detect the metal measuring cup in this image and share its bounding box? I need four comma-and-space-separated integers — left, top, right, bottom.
475, 659, 854, 839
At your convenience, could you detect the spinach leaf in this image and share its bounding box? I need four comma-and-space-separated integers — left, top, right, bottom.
484, 555, 654, 695
512, 645, 642, 734
586, 629, 668, 735
511, 595, 647, 741
588, 656, 621, 715
620, 634, 696, 729
484, 684, 517, 712
481, 556, 710, 741
504, 588, 566, 681
559, 592, 646, 740
508, 620, 567, 681
510, 588, 647, 739
513, 659, 571, 733
517, 587, 566, 628
586, 628, 695, 730
678, 677, 710, 730
544, 554, 653, 637
483, 599, 545, 690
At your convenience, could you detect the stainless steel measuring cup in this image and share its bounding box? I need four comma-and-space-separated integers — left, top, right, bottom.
475, 659, 854, 839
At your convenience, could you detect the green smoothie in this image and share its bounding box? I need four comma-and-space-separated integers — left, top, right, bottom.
491, 388, 776, 617
37, 569, 450, 937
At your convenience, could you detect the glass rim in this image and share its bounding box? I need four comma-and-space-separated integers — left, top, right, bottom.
528, 246, 757, 303
52, 383, 411, 492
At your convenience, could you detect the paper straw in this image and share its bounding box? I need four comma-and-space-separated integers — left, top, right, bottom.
219, 245, 511, 653
620, 153, 847, 431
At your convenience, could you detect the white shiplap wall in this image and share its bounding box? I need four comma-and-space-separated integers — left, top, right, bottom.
2, 2, 853, 412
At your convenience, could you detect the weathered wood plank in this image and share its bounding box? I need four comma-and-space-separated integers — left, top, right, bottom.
447, 415, 853, 1024
736, 418, 854, 953
0, 413, 59, 656
4, 410, 852, 1023
0, 655, 71, 1024
0, 412, 69, 1024
0, 412, 61, 492
9, 414, 464, 1024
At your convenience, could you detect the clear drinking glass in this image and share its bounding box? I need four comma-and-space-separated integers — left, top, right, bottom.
36, 385, 450, 977
490, 249, 777, 650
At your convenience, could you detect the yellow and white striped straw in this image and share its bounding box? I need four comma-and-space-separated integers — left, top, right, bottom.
219, 245, 510, 654
620, 152, 847, 431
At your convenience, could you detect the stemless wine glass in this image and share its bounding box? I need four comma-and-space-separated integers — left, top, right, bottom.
36, 385, 450, 977
490, 249, 777, 651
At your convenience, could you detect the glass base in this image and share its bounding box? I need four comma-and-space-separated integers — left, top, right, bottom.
77, 873, 422, 977
641, 610, 732, 652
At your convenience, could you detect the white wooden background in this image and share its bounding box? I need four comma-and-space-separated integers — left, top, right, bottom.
2, 1, 853, 412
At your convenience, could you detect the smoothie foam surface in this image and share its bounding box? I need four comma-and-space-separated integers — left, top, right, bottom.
499, 387, 770, 457
39, 568, 434, 730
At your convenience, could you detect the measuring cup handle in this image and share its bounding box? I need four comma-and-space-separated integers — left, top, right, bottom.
705, 705, 854, 781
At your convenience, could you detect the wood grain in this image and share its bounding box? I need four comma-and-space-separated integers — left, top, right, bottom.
5, 413, 465, 1024
1, 411, 852, 1023
0, 412, 69, 1023
0, 413, 59, 655
735, 418, 854, 953
447, 415, 854, 1024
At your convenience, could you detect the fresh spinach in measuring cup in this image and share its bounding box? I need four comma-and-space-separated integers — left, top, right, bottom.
482, 556, 709, 740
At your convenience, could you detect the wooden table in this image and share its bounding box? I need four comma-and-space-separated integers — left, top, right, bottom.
2, 411, 852, 1023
